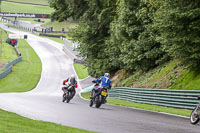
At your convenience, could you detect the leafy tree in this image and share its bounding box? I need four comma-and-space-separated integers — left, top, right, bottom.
109, 0, 169, 72
153, 0, 200, 69
50, 0, 88, 21
71, 0, 117, 77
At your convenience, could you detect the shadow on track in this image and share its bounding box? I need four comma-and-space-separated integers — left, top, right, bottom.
89, 106, 113, 111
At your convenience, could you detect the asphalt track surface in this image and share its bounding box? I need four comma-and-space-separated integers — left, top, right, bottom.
0, 24, 200, 133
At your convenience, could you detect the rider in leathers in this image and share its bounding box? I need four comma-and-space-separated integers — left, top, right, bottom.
91, 73, 112, 101
62, 75, 78, 99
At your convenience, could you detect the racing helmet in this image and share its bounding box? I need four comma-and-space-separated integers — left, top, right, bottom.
71, 74, 75, 79
104, 73, 110, 78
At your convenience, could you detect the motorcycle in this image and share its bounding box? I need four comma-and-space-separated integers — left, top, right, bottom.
89, 85, 108, 108
62, 84, 76, 103
190, 96, 200, 124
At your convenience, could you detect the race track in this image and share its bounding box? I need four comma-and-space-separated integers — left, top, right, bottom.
0, 24, 200, 133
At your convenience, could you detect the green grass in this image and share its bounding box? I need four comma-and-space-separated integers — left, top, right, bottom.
73, 63, 88, 79
0, 109, 93, 133
45, 37, 65, 44
0, 29, 18, 72
145, 60, 180, 87
0, 39, 42, 92
5, 0, 50, 5
43, 21, 78, 31
115, 59, 200, 90
171, 70, 200, 90
1, 1, 54, 14
39, 32, 73, 41
116, 60, 188, 89
81, 92, 191, 117
0, 29, 18, 63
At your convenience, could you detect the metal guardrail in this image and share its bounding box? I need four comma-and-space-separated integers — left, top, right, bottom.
63, 39, 86, 65
109, 87, 200, 110
5, 56, 22, 69
0, 65, 12, 79
0, 56, 22, 79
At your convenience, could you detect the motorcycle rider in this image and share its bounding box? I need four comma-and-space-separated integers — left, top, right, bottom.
62, 75, 78, 99
90, 73, 112, 102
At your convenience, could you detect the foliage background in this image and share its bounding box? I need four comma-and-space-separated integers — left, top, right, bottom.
50, 0, 200, 89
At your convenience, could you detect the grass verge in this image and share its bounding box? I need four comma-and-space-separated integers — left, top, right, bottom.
1, 1, 54, 14
0, 29, 18, 62
73, 63, 88, 79
5, 0, 50, 5
0, 109, 93, 133
42, 21, 77, 31
43, 37, 65, 44
0, 39, 42, 92
0, 29, 18, 72
81, 92, 191, 117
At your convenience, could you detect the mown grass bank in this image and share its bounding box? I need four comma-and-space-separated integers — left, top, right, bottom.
0, 109, 93, 133
0, 39, 42, 92
1, 1, 54, 14
43, 37, 65, 44
5, 0, 50, 5
73, 63, 88, 79
0, 29, 18, 72
42, 21, 77, 31
113, 60, 200, 90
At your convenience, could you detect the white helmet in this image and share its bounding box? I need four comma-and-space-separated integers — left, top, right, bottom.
71, 74, 75, 79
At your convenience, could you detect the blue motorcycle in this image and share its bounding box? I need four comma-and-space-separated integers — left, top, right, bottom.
89, 82, 108, 108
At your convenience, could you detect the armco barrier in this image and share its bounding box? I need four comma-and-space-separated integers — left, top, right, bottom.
5, 56, 22, 69
0, 66, 12, 79
0, 56, 22, 79
109, 87, 200, 110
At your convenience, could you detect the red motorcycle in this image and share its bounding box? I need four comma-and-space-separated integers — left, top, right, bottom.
62, 81, 76, 103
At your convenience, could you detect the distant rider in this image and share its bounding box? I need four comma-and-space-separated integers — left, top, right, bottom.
90, 73, 112, 100
62, 75, 78, 99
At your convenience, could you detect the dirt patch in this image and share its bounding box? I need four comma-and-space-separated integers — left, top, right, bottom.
111, 70, 124, 87
0, 62, 8, 71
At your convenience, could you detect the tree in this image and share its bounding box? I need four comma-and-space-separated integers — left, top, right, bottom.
153, 0, 200, 69
50, 0, 88, 21
109, 0, 169, 72
71, 0, 117, 77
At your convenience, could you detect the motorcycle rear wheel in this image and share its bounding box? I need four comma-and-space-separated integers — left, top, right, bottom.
95, 95, 102, 108
190, 106, 200, 124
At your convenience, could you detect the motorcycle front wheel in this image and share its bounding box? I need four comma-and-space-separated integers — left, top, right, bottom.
89, 100, 93, 107
66, 93, 71, 103
62, 94, 66, 102
190, 106, 200, 124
